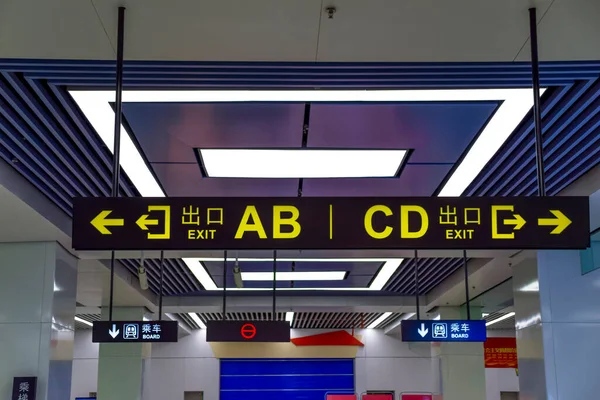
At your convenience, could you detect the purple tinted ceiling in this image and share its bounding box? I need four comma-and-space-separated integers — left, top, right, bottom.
124, 102, 496, 197
308, 102, 498, 163
123, 103, 305, 163
301, 165, 451, 196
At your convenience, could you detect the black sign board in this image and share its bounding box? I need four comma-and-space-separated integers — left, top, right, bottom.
92, 320, 178, 343
206, 320, 291, 342
73, 196, 590, 251
12, 377, 36, 400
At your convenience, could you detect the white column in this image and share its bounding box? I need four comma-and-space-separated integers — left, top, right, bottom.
97, 307, 146, 400
0, 242, 78, 400
513, 250, 600, 399
435, 306, 486, 400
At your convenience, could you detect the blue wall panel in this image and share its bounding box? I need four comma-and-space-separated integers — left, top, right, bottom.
220, 358, 354, 400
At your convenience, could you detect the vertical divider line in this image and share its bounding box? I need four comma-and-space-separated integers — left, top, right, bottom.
329, 204, 333, 239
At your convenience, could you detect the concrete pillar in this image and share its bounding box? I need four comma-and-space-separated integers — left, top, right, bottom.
435, 306, 486, 400
0, 242, 78, 400
97, 307, 145, 400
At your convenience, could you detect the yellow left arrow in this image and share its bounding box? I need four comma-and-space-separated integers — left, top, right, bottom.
136, 214, 159, 231
91, 210, 124, 235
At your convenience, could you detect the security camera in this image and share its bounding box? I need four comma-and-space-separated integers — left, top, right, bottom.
233, 258, 243, 288
325, 6, 336, 19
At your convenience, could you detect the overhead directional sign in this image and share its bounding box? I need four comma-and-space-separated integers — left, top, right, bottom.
206, 320, 291, 342
72, 196, 590, 251
401, 320, 487, 342
92, 320, 178, 343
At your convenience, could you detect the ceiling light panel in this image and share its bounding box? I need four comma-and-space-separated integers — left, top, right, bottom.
197, 149, 407, 178
241, 271, 347, 281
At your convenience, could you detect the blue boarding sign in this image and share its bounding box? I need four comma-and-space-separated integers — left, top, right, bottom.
401, 320, 486, 342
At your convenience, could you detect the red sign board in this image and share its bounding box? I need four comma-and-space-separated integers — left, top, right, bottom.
401, 395, 432, 400
364, 395, 393, 400
484, 337, 518, 368
326, 395, 356, 400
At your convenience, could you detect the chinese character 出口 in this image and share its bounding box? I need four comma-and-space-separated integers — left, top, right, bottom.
464, 208, 481, 225
182, 206, 201, 226
206, 208, 224, 225
439, 206, 458, 225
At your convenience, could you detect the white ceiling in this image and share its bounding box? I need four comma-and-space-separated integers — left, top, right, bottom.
2, 0, 599, 62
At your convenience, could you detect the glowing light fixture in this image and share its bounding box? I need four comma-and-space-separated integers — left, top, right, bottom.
486, 312, 516, 327
188, 312, 207, 329
367, 312, 393, 329
197, 148, 406, 178
520, 281, 539, 292
74, 316, 93, 327
369, 260, 404, 290
242, 271, 346, 281
286, 312, 294, 323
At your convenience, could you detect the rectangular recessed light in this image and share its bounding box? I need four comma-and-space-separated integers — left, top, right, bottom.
188, 312, 206, 329
193, 257, 392, 262
286, 312, 294, 323
197, 148, 407, 178
74, 316, 93, 327
520, 281, 539, 292
486, 312, 515, 327
242, 271, 347, 281
369, 260, 404, 290
367, 312, 392, 329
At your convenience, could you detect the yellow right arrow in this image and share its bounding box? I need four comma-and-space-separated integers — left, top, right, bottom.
538, 210, 572, 234
504, 214, 526, 230
136, 214, 159, 231
91, 210, 124, 235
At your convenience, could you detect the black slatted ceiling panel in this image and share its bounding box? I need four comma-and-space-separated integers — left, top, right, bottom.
384, 258, 464, 294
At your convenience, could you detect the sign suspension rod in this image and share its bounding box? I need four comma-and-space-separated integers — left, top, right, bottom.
463, 250, 471, 320
414, 249, 420, 320
273, 250, 277, 319
222, 250, 227, 320
529, 7, 546, 197
108, 6, 126, 322
158, 250, 164, 320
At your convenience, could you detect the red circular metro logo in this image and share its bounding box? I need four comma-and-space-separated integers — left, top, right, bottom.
240, 323, 257, 339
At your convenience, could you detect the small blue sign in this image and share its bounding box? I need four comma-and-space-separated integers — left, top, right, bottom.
401, 320, 486, 342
